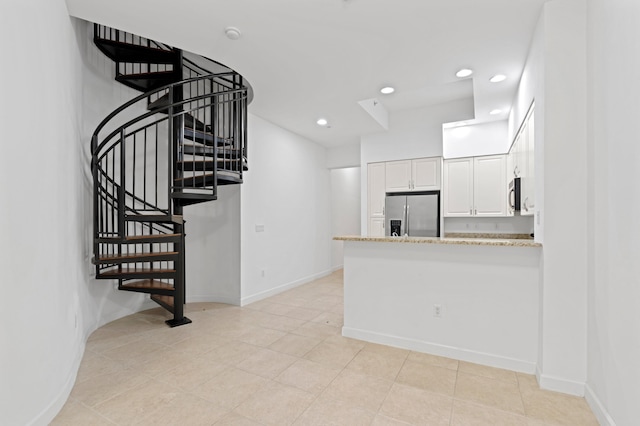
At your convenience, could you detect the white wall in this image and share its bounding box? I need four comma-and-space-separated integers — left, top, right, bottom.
330, 168, 361, 269
326, 142, 360, 169
0, 9, 154, 425
585, 0, 640, 424
359, 98, 474, 234
185, 185, 241, 305
442, 120, 509, 159
240, 114, 333, 305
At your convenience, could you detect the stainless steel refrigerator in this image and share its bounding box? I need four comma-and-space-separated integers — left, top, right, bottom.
385, 191, 440, 237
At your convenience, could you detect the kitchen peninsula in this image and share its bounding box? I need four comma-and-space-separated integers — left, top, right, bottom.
334, 235, 542, 373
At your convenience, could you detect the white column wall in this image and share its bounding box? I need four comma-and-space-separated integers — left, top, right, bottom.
240, 114, 332, 305
585, 0, 640, 424
537, 0, 588, 395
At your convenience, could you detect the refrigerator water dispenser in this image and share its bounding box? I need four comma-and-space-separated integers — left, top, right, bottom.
390, 220, 402, 236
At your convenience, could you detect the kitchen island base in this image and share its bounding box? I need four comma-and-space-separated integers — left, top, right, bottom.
340, 238, 541, 373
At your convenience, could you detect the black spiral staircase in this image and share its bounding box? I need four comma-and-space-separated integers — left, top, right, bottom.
91, 25, 248, 327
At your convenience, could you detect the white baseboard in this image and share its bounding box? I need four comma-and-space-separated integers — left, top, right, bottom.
585, 385, 616, 426
342, 326, 537, 374
29, 341, 85, 426
241, 268, 335, 306
187, 294, 240, 305
535, 366, 586, 396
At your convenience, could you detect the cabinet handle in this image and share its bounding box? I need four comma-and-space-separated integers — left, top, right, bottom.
408, 179, 411, 189
382, 206, 385, 215
469, 208, 472, 215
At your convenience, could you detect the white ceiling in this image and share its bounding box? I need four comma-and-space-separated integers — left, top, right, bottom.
65, 0, 548, 148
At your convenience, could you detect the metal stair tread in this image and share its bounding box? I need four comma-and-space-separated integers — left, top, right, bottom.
100, 267, 176, 276
93, 38, 176, 63
150, 294, 174, 311
125, 233, 181, 241
124, 214, 183, 224
183, 127, 232, 147
120, 279, 174, 291
97, 251, 179, 262
116, 70, 176, 78
97, 234, 181, 244
178, 159, 240, 172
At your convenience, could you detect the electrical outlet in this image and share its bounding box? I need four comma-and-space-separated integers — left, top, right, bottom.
433, 304, 442, 318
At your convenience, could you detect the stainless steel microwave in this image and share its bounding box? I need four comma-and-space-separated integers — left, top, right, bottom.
509, 177, 521, 214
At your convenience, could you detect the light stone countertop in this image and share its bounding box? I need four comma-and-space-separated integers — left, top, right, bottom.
333, 235, 542, 248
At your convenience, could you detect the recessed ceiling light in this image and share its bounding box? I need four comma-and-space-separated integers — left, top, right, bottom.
489, 109, 502, 115
224, 27, 242, 40
316, 118, 328, 126
380, 86, 395, 94
489, 74, 506, 83
456, 68, 473, 78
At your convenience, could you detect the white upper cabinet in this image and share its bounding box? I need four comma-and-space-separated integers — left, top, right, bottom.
443, 155, 507, 217
522, 112, 535, 215
412, 157, 441, 191
443, 158, 474, 216
507, 105, 535, 216
368, 162, 386, 218
386, 157, 441, 192
473, 155, 507, 216
385, 160, 412, 192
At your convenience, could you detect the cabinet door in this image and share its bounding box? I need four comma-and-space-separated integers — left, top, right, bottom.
369, 217, 385, 237
385, 160, 411, 192
368, 162, 386, 218
443, 158, 473, 217
412, 157, 441, 190
506, 150, 515, 216
515, 121, 528, 178
522, 113, 535, 215
473, 155, 507, 216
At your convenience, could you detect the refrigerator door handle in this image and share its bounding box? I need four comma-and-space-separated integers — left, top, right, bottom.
406, 204, 410, 236
402, 204, 407, 236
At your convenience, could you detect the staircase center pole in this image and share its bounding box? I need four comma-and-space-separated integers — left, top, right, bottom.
167, 49, 191, 327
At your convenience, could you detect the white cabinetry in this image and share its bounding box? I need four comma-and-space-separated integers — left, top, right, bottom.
413, 157, 441, 191
443, 158, 473, 216
508, 106, 535, 216
367, 162, 386, 236
443, 155, 507, 217
522, 113, 535, 215
474, 155, 507, 216
385, 160, 411, 192
368, 217, 385, 237
386, 157, 440, 192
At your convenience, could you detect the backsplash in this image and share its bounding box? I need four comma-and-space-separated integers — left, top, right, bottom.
443, 216, 534, 235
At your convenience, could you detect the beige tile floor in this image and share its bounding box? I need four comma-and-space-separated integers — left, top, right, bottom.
53, 270, 599, 425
